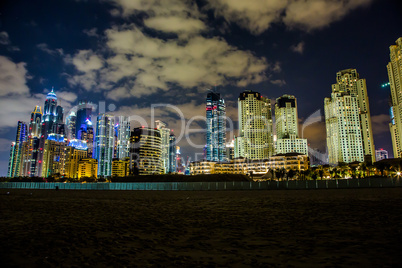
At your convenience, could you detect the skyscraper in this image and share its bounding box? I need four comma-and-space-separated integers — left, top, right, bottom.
115, 116, 131, 159
66, 111, 77, 139
75, 101, 92, 139
237, 90, 273, 160
7, 121, 27, 177
94, 114, 115, 177
21, 106, 42, 177
388, 37, 402, 158
29, 106, 42, 138
275, 95, 308, 155
130, 127, 162, 175
37, 88, 65, 176
169, 133, 177, 173
206, 91, 226, 162
155, 120, 170, 173
324, 69, 374, 164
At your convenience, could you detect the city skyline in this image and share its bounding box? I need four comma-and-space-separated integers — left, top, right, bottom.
0, 0, 401, 175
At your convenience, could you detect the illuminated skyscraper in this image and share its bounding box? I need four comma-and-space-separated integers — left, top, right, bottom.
155, 120, 170, 173
7, 121, 27, 177
38, 88, 65, 176
7, 142, 16, 178
29, 106, 42, 138
130, 127, 162, 175
94, 114, 115, 177
169, 133, 177, 173
21, 106, 43, 177
237, 90, 273, 159
66, 111, 77, 139
116, 116, 131, 159
275, 95, 308, 155
388, 37, 402, 158
206, 91, 226, 162
75, 101, 92, 139
324, 69, 374, 164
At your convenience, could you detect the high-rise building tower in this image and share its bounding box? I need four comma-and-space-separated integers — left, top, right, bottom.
116, 116, 131, 159
130, 127, 162, 175
75, 101, 92, 139
29, 106, 42, 138
43, 88, 58, 126
155, 120, 170, 173
7, 121, 27, 177
21, 106, 43, 177
7, 142, 16, 178
94, 114, 115, 177
388, 37, 402, 158
66, 111, 77, 139
206, 91, 226, 162
38, 88, 65, 176
275, 95, 308, 155
237, 90, 273, 160
169, 133, 177, 173
324, 69, 374, 164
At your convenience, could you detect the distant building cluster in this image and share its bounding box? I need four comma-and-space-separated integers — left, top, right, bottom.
7, 89, 182, 179
6, 37, 402, 178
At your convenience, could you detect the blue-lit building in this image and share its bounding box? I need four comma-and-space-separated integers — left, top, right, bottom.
37, 88, 65, 177
75, 101, 92, 139
94, 114, 115, 177
206, 91, 226, 162
42, 88, 65, 136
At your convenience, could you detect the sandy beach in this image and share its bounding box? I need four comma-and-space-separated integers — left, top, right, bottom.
1, 188, 401, 267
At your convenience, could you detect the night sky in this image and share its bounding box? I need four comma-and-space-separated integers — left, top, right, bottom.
0, 0, 401, 176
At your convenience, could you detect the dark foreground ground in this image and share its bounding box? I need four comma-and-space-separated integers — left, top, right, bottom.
1, 188, 402, 267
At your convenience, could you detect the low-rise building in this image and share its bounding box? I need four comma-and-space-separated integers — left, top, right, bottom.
78, 158, 98, 179
112, 158, 130, 177
189, 153, 309, 177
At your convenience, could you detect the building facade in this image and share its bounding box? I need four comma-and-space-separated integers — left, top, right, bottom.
189, 153, 309, 177
65, 140, 88, 178
78, 158, 98, 179
388, 37, 402, 158
206, 91, 226, 162
7, 121, 27, 177
112, 158, 130, 177
237, 90, 273, 159
155, 120, 171, 173
115, 116, 131, 159
275, 95, 308, 155
94, 114, 115, 177
41, 134, 67, 178
325, 69, 374, 164
375, 148, 389, 162
130, 127, 162, 175
169, 134, 177, 173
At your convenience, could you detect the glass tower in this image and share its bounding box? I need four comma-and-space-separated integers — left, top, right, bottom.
206, 91, 226, 162
7, 121, 27, 177
94, 114, 115, 177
